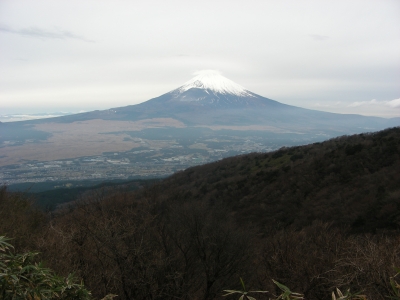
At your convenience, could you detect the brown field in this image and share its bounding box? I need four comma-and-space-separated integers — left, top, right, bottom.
196, 124, 296, 132
0, 118, 185, 166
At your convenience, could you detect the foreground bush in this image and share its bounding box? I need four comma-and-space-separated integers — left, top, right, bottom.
0, 235, 92, 300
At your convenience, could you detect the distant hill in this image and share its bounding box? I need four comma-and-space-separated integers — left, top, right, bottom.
138, 126, 400, 233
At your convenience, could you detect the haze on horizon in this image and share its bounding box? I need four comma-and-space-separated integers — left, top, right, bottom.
0, 0, 399, 118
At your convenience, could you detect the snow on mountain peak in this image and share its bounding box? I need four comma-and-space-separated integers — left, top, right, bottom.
178, 70, 254, 97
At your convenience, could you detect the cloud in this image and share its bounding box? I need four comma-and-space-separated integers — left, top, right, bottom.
0, 112, 74, 122
312, 99, 400, 117
348, 99, 379, 107
0, 25, 94, 42
386, 98, 400, 108
314, 101, 342, 107
348, 98, 400, 108
193, 69, 221, 76
309, 34, 330, 41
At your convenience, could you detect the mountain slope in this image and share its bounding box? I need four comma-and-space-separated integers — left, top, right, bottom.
138, 127, 400, 233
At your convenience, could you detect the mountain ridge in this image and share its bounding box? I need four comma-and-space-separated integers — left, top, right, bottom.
137, 126, 400, 233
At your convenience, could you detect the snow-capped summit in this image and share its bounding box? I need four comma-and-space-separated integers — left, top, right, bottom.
177, 70, 254, 97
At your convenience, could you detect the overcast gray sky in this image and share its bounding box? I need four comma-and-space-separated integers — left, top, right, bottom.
1, 0, 399, 118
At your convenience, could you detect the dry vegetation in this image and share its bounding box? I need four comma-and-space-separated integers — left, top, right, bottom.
0, 118, 185, 165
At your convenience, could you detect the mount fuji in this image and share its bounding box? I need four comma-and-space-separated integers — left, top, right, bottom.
53, 70, 398, 133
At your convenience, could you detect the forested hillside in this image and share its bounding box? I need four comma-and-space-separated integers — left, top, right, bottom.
1, 127, 399, 300
154, 126, 400, 233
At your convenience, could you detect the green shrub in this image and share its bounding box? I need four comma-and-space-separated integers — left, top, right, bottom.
0, 235, 92, 300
